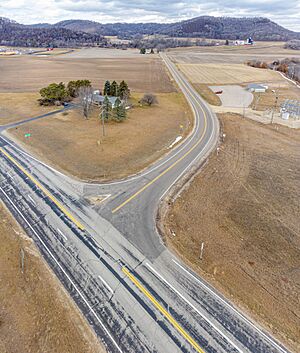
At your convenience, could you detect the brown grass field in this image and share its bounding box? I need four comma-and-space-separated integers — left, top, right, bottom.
0, 92, 59, 125
0, 54, 175, 93
177, 63, 280, 85
164, 113, 300, 352
193, 84, 222, 106
0, 201, 106, 353
9, 92, 192, 181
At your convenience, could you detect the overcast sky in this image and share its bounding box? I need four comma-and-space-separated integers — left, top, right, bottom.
1, 0, 299, 31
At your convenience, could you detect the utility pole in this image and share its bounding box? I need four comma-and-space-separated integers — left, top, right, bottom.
19, 248, 25, 274
271, 92, 279, 124
101, 107, 106, 137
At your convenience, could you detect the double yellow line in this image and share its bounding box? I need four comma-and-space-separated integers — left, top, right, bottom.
122, 267, 205, 353
0, 147, 85, 230
112, 104, 208, 213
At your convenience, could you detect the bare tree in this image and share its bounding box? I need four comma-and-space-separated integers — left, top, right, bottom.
140, 93, 158, 106
78, 86, 94, 119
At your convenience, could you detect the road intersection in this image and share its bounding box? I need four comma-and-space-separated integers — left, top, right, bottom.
0, 54, 290, 353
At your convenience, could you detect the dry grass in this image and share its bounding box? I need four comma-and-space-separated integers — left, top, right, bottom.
0, 55, 175, 93
0, 201, 106, 353
178, 63, 280, 84
0, 92, 59, 125
165, 113, 300, 353
9, 92, 192, 181
193, 84, 221, 106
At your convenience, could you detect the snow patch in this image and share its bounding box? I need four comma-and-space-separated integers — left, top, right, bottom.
168, 136, 182, 149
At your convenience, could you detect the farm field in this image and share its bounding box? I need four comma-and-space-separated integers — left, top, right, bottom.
8, 92, 192, 181
177, 63, 280, 84
168, 42, 300, 64
164, 113, 300, 353
0, 201, 105, 353
0, 52, 174, 93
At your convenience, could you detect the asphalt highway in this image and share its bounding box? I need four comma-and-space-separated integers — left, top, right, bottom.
0, 53, 291, 353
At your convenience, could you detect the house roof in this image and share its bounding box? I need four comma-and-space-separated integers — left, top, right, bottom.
92, 94, 119, 105
247, 83, 266, 90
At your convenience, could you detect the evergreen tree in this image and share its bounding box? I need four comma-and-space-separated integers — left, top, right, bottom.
118, 80, 130, 100
113, 97, 127, 122
110, 80, 118, 96
102, 95, 112, 120
103, 80, 111, 96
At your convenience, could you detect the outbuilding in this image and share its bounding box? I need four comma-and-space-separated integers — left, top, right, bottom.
247, 83, 268, 93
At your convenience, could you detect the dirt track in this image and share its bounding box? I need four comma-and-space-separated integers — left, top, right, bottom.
165, 113, 300, 352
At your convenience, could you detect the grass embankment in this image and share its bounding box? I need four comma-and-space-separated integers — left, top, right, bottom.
193, 84, 221, 106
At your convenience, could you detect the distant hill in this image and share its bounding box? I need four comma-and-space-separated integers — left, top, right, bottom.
53, 20, 168, 37
0, 17, 107, 47
49, 17, 300, 41
1, 16, 299, 48
159, 16, 300, 41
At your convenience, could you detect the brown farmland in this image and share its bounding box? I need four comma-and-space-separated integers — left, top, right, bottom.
0, 54, 175, 93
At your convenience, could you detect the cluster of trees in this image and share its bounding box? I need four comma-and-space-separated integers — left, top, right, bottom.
103, 80, 130, 100
246, 58, 300, 83
130, 37, 217, 51
246, 60, 268, 69
39, 80, 91, 105
284, 40, 300, 50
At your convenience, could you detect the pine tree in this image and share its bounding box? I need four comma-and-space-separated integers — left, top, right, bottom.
110, 80, 118, 96
102, 95, 112, 120
103, 80, 111, 96
118, 80, 130, 100
113, 97, 127, 122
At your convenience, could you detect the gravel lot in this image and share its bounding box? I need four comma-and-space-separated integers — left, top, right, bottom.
210, 85, 253, 107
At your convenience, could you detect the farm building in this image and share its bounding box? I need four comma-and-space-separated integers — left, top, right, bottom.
92, 93, 120, 107
247, 83, 268, 93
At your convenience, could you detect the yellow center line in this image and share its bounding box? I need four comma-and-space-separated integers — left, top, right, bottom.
122, 267, 206, 353
112, 103, 208, 213
0, 147, 85, 230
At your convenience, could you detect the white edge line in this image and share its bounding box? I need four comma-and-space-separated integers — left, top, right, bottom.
0, 186, 123, 353
56, 227, 67, 241
172, 259, 289, 353
27, 194, 36, 205
145, 262, 243, 353
98, 274, 114, 294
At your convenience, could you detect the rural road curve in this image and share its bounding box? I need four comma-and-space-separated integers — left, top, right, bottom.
0, 53, 291, 353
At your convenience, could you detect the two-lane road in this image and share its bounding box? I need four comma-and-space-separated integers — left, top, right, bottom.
0, 53, 291, 353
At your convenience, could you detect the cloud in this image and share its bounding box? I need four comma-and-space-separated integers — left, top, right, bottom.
0, 0, 299, 31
